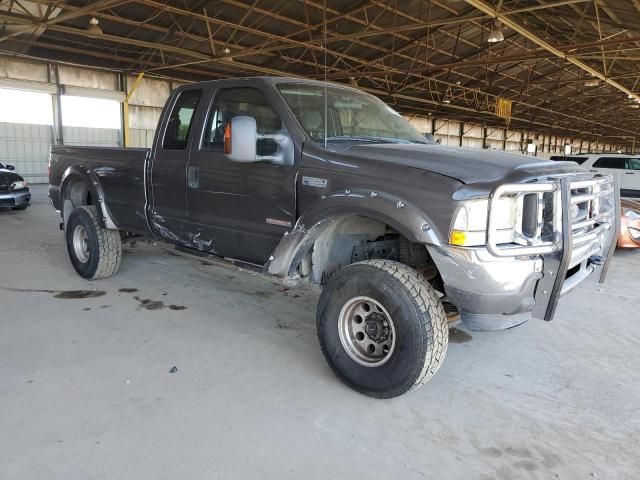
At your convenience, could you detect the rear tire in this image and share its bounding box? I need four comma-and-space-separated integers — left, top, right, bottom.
316, 260, 448, 398
65, 206, 122, 279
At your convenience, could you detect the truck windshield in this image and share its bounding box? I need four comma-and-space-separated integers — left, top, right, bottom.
277, 83, 429, 145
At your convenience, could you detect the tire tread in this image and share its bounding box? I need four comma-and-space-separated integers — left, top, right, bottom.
317, 259, 448, 397
77, 206, 122, 279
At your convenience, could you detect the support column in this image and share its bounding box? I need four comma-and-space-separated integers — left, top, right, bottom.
49, 64, 63, 145
123, 71, 145, 148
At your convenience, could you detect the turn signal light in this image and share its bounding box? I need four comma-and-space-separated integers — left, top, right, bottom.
449, 230, 467, 246
224, 122, 232, 154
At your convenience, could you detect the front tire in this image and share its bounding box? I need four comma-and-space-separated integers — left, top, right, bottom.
317, 260, 448, 398
12, 204, 28, 210
65, 206, 122, 279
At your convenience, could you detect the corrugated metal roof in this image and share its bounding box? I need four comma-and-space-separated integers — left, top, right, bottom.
0, 0, 639, 147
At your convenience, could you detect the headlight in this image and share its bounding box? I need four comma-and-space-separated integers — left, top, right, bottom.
623, 208, 640, 221
450, 197, 517, 247
11, 180, 27, 190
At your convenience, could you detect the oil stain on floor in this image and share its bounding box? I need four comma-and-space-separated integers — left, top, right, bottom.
0, 286, 106, 299
54, 290, 106, 299
133, 295, 186, 312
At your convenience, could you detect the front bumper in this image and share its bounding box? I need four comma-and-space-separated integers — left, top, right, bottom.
0, 188, 31, 208
430, 174, 619, 330
428, 245, 542, 316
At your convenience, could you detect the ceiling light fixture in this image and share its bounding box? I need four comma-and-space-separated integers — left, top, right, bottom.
487, 20, 504, 43
87, 17, 103, 35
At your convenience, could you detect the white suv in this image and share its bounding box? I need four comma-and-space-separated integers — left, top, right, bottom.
550, 154, 640, 198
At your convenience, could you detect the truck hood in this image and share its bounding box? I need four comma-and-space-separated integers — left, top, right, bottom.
339, 143, 565, 184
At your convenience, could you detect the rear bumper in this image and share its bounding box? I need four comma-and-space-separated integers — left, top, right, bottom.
0, 189, 31, 208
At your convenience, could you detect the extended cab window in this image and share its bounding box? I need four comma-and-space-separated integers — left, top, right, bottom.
203, 87, 283, 155
163, 89, 202, 150
593, 157, 625, 169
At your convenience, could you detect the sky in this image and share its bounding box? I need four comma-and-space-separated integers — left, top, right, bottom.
0, 88, 121, 129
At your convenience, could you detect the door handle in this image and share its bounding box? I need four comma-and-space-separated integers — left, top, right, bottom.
188, 166, 199, 188
625, 172, 634, 175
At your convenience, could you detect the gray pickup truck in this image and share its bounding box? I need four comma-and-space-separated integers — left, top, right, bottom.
49, 77, 619, 398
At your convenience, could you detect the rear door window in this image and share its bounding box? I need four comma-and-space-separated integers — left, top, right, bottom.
626, 158, 640, 170
163, 89, 202, 150
593, 157, 626, 169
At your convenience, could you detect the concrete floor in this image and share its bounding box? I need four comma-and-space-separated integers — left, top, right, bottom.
1, 185, 639, 480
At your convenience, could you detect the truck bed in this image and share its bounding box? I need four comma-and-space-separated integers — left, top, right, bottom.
49, 145, 150, 234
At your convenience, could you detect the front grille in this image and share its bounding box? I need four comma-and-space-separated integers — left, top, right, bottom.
487, 173, 615, 258
568, 176, 615, 266
0, 184, 9, 193
569, 177, 615, 240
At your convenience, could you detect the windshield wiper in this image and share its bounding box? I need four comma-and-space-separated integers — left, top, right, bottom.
324, 135, 413, 144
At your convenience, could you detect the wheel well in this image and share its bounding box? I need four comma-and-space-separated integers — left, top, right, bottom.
296, 215, 443, 291
62, 178, 94, 227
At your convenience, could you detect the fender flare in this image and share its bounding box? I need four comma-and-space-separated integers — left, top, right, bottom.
59, 165, 118, 230
266, 188, 443, 278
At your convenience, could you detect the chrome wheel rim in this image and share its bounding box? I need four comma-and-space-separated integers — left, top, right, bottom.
338, 296, 395, 367
72, 225, 90, 263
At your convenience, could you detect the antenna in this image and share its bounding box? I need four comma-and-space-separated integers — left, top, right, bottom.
323, 0, 328, 150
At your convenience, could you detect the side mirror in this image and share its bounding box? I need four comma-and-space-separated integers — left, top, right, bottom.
6, 164, 15, 171
224, 116, 294, 166
225, 116, 257, 162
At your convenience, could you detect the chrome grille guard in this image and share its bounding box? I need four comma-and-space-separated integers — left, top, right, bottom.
486, 174, 617, 258
487, 173, 620, 321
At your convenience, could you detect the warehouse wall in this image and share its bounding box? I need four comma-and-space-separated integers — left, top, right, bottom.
62, 127, 121, 147
404, 114, 626, 156
0, 122, 52, 183
127, 75, 170, 148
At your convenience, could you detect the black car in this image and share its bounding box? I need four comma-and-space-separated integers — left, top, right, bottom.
0, 162, 31, 210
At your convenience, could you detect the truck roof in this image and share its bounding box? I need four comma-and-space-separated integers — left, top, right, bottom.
177, 75, 362, 92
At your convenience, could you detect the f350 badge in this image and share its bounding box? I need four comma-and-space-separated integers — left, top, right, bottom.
302, 176, 328, 188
